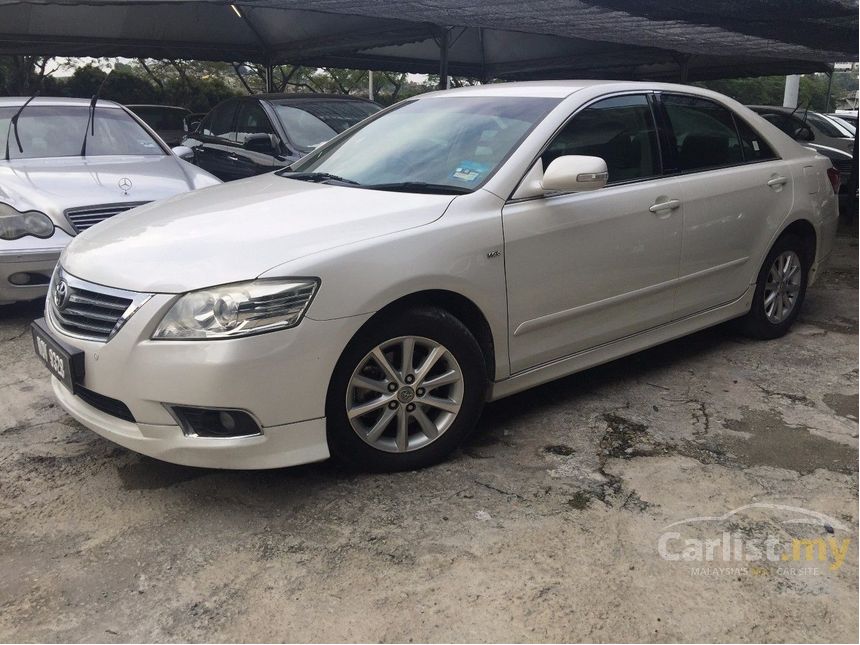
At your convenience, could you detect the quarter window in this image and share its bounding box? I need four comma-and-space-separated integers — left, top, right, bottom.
734, 117, 777, 162
662, 94, 743, 171
542, 94, 660, 184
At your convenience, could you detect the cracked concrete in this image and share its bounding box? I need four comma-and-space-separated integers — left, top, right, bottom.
0, 227, 857, 642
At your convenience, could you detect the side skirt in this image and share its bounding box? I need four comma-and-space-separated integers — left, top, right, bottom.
489, 288, 753, 401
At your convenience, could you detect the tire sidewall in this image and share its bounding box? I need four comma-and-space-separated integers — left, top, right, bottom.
326, 307, 487, 471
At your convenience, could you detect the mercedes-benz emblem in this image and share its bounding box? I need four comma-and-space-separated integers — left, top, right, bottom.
118, 177, 133, 192
53, 280, 70, 311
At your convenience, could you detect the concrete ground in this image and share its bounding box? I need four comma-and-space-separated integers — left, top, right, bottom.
0, 228, 857, 643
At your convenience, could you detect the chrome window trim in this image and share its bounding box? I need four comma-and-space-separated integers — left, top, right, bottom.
163, 403, 265, 439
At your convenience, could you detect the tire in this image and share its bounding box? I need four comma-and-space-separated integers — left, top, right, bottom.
326, 307, 487, 471
739, 234, 810, 339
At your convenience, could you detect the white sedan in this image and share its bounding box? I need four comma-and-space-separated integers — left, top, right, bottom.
0, 97, 219, 305
33, 81, 839, 471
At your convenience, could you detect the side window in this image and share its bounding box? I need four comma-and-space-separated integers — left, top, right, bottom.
202, 101, 237, 140
662, 94, 743, 172
235, 101, 277, 145
542, 94, 660, 184
734, 117, 777, 162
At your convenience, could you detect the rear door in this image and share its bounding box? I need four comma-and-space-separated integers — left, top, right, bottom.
657, 93, 795, 317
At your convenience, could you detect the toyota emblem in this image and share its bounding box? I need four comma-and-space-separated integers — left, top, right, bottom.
118, 177, 133, 193
53, 280, 70, 311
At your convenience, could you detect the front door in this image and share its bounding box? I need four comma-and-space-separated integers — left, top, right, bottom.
503, 94, 683, 373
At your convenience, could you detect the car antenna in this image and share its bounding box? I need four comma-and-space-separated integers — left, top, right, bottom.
4, 90, 40, 161
79, 71, 112, 157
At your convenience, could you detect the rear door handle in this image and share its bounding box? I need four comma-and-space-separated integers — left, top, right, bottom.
227, 154, 240, 162
767, 176, 788, 188
649, 199, 681, 213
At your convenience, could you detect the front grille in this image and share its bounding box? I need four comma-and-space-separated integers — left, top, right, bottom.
64, 202, 149, 233
76, 386, 135, 422
49, 267, 148, 342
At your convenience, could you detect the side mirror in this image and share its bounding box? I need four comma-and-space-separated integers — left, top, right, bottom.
795, 126, 814, 142
542, 155, 608, 193
171, 145, 194, 161
243, 133, 278, 154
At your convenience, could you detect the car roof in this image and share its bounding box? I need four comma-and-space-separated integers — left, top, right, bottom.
0, 96, 124, 108
416, 80, 742, 99
250, 93, 378, 104
126, 104, 190, 111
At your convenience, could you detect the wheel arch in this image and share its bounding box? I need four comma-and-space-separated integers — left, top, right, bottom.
340, 289, 497, 385
777, 218, 817, 266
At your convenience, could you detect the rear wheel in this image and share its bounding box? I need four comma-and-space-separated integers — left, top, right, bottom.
326, 307, 487, 471
739, 234, 809, 339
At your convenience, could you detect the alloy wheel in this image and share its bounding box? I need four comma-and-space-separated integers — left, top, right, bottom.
346, 336, 464, 453
764, 250, 802, 324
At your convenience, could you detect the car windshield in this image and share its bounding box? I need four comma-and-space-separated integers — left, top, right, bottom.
272, 100, 381, 152
287, 96, 560, 192
0, 105, 165, 160
130, 106, 188, 131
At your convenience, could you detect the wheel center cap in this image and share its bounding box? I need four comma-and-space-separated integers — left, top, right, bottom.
397, 387, 415, 404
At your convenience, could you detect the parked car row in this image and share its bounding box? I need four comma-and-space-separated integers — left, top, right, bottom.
20, 81, 840, 472
0, 97, 220, 305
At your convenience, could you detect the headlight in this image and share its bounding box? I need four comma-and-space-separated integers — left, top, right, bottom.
152, 278, 319, 340
0, 203, 55, 240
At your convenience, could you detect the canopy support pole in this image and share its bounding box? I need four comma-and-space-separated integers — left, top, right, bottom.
437, 26, 450, 90
673, 53, 691, 83
265, 61, 274, 92
824, 65, 834, 112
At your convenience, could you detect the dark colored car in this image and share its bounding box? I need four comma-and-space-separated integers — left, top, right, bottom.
181, 94, 382, 181
748, 105, 855, 208
126, 105, 192, 147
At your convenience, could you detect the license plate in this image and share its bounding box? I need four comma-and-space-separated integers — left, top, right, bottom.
31, 318, 84, 392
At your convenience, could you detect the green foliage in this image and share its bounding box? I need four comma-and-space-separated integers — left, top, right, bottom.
696, 71, 859, 111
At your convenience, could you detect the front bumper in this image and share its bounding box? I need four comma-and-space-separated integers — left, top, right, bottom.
53, 378, 328, 469
45, 292, 373, 468
0, 231, 72, 305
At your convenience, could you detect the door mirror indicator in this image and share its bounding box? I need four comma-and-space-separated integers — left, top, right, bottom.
542, 155, 608, 193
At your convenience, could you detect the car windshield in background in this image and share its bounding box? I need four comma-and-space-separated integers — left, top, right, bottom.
0, 105, 165, 160
272, 100, 381, 152
130, 107, 187, 131
287, 96, 561, 192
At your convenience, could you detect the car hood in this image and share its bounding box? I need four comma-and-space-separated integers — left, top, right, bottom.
0, 155, 196, 228
62, 173, 456, 293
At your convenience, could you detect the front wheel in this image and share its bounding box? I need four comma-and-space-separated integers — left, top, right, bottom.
326, 307, 487, 471
739, 234, 809, 339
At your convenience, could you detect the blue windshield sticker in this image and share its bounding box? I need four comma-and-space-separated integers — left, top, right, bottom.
451, 161, 490, 182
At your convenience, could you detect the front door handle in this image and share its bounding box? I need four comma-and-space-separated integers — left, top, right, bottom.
649, 198, 682, 213
227, 154, 240, 162
767, 176, 788, 189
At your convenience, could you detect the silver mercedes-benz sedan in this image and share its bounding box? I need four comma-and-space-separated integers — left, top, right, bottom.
33, 81, 839, 472
0, 97, 220, 305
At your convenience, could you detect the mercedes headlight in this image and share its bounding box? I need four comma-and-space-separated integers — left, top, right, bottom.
0, 203, 55, 240
153, 279, 319, 340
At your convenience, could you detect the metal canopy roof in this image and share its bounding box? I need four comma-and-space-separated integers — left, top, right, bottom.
0, 1, 856, 82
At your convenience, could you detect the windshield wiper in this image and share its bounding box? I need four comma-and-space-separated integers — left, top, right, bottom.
80, 71, 111, 157
4, 91, 39, 161
278, 171, 361, 186
363, 182, 471, 195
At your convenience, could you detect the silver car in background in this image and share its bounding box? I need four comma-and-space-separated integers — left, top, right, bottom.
0, 97, 220, 305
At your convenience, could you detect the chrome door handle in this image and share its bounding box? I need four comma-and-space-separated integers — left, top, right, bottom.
767, 176, 788, 188
649, 199, 681, 213
227, 154, 240, 161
